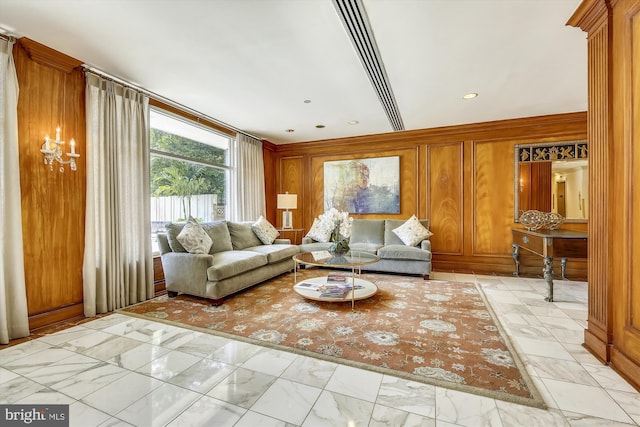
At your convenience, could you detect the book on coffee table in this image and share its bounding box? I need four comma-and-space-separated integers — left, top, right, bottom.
327, 272, 347, 284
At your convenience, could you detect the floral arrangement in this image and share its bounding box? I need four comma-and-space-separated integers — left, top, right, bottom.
306, 208, 353, 253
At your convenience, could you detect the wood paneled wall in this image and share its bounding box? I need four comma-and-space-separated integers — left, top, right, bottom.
272, 113, 588, 278
14, 39, 86, 329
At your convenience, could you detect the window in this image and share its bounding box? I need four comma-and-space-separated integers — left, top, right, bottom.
150, 108, 233, 253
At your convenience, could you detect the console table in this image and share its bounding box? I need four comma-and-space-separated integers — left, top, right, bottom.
511, 228, 588, 302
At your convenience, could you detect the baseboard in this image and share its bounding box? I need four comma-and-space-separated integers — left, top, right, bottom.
611, 347, 640, 393
28, 302, 85, 330
583, 328, 610, 363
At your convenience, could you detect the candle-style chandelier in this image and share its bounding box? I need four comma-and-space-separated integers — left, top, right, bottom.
40, 126, 79, 172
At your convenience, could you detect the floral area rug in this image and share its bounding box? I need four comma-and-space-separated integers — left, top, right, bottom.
119, 270, 544, 408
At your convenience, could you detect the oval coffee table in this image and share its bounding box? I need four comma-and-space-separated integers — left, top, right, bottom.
292, 251, 380, 308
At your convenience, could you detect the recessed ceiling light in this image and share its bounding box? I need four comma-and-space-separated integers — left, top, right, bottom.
304, 100, 311, 104
315, 124, 325, 129
285, 129, 295, 133
463, 93, 478, 99
348, 120, 359, 125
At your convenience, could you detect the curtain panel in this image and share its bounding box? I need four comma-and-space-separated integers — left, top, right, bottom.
83, 73, 153, 317
0, 38, 30, 344
233, 134, 266, 221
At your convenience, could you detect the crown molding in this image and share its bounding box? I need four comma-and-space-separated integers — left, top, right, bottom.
17, 37, 82, 74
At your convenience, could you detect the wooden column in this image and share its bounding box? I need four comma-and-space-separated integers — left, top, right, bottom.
569, 0, 640, 391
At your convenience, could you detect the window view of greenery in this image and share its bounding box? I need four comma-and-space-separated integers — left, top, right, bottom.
150, 109, 231, 253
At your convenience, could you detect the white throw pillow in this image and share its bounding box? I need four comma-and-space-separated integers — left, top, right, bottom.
306, 218, 333, 243
392, 215, 434, 246
177, 216, 213, 254
252, 216, 280, 244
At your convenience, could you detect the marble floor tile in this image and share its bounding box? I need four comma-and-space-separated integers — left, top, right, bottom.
369, 404, 436, 427
171, 332, 230, 358
0, 375, 46, 404
250, 378, 322, 425
107, 342, 171, 370
495, 400, 569, 427
302, 390, 375, 427
49, 362, 129, 400
169, 357, 236, 394
435, 387, 503, 427
136, 350, 201, 382
280, 355, 337, 388
115, 383, 201, 427
607, 390, 640, 425
582, 363, 640, 393
240, 347, 297, 376
3, 347, 79, 375
234, 410, 297, 427
209, 340, 263, 365
166, 395, 246, 427
511, 336, 575, 360
324, 364, 383, 402
81, 371, 164, 414
206, 367, 276, 408
541, 378, 634, 424
1, 339, 52, 364
562, 410, 637, 427
69, 401, 112, 427
526, 355, 600, 387
36, 325, 96, 346
23, 353, 102, 386
375, 375, 436, 418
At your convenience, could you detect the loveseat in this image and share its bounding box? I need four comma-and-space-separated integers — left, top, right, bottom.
299, 218, 432, 279
157, 219, 299, 304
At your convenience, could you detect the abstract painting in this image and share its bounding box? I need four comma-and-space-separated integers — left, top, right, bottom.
324, 156, 400, 213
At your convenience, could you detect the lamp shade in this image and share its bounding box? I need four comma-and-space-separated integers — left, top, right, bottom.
277, 193, 297, 210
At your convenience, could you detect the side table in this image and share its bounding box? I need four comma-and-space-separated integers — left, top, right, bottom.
277, 228, 304, 245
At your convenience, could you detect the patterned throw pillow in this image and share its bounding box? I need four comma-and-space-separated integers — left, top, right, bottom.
251, 216, 280, 244
392, 215, 434, 246
305, 217, 333, 243
176, 216, 213, 254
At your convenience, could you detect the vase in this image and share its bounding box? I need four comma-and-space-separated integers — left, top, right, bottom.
328, 239, 349, 256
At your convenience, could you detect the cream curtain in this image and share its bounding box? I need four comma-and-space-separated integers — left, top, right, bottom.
233, 134, 266, 221
0, 38, 29, 344
83, 73, 153, 317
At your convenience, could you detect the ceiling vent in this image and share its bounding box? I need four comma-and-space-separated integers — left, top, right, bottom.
332, 0, 404, 132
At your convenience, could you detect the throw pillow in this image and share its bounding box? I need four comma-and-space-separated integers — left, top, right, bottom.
252, 216, 280, 245
176, 216, 213, 254
306, 217, 333, 243
392, 215, 434, 246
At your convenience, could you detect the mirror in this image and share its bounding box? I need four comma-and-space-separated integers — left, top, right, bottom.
514, 140, 588, 223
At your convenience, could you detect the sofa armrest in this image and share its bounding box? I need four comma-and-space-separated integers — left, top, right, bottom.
161, 252, 215, 291
274, 238, 291, 244
301, 236, 314, 244
420, 239, 432, 252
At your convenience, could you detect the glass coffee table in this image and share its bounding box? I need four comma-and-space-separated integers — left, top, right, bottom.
292, 251, 380, 308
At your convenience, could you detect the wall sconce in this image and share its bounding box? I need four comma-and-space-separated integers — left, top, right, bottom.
277, 192, 297, 229
40, 126, 79, 172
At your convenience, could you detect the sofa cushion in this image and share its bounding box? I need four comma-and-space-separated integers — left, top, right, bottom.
305, 218, 333, 243
207, 251, 268, 281
384, 219, 430, 246
227, 221, 263, 250
350, 219, 385, 245
177, 216, 213, 254
378, 244, 432, 261
251, 216, 280, 245
201, 221, 233, 254
246, 244, 299, 263
166, 222, 187, 253
392, 216, 433, 246
349, 242, 383, 254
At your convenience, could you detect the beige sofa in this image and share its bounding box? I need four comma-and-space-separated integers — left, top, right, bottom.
157, 221, 299, 304
299, 219, 432, 279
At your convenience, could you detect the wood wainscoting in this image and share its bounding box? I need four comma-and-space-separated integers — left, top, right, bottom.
272, 113, 588, 279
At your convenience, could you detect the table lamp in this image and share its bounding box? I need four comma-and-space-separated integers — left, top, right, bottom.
277, 192, 297, 229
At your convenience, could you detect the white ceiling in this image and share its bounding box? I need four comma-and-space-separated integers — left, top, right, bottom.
0, 0, 586, 144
